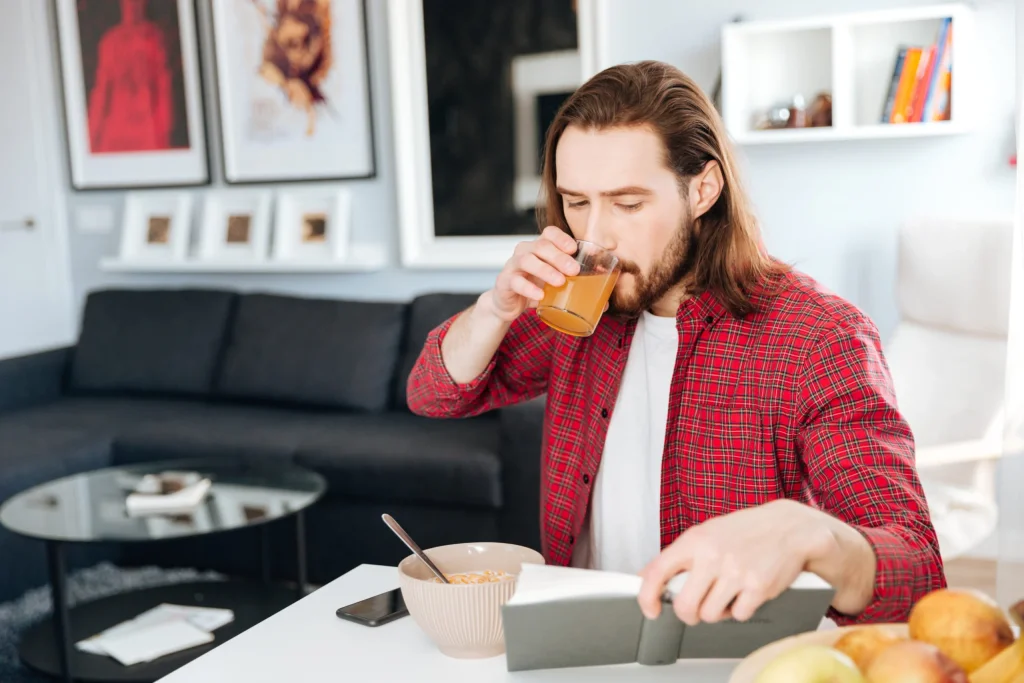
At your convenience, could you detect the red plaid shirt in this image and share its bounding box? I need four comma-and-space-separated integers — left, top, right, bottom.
407, 270, 945, 625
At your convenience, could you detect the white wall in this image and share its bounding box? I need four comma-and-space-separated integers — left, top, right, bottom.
60, 0, 1016, 341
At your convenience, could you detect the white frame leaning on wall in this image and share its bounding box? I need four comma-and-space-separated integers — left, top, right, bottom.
387, 0, 611, 269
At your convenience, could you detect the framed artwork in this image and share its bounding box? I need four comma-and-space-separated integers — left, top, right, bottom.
197, 190, 273, 261
118, 192, 194, 262
272, 187, 351, 261
211, 0, 376, 183
388, 0, 607, 268
54, 0, 210, 190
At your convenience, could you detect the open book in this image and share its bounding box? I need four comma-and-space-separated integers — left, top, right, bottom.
501, 564, 834, 672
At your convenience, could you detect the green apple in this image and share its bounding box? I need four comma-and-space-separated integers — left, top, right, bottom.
755, 645, 867, 683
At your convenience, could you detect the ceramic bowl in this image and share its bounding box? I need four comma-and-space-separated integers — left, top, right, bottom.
397, 542, 544, 658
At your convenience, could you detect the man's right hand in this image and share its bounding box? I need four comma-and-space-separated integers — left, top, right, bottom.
485, 226, 581, 323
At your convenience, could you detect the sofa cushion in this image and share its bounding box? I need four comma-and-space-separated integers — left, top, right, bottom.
69, 289, 236, 397
295, 412, 502, 509
0, 425, 112, 503
216, 294, 406, 411
393, 293, 480, 410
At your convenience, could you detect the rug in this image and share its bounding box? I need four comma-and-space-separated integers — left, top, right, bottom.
0, 562, 224, 683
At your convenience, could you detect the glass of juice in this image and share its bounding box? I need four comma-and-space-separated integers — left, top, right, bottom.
536, 240, 620, 337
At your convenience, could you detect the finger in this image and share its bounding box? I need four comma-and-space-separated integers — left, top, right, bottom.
729, 577, 771, 622
533, 239, 581, 276
509, 274, 545, 301
637, 544, 695, 620
697, 575, 741, 624
541, 226, 579, 254
671, 564, 716, 626
518, 253, 566, 287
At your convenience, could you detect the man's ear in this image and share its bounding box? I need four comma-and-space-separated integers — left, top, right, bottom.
688, 160, 724, 220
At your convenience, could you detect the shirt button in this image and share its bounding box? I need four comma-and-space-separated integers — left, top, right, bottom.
704, 315, 714, 324
601, 408, 608, 418
583, 473, 590, 484
569, 535, 575, 545
617, 338, 623, 348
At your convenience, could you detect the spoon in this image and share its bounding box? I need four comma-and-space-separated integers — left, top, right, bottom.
381, 513, 449, 584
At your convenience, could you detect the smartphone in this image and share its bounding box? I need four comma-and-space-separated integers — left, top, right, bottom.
335, 588, 409, 627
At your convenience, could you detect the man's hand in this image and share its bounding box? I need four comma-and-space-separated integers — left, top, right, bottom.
487, 226, 581, 322
637, 499, 877, 625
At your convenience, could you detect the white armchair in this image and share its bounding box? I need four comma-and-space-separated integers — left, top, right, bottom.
885, 216, 1014, 560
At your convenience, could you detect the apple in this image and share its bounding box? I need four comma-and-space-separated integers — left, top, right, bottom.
865, 640, 967, 683
908, 588, 1014, 673
755, 645, 866, 683
833, 627, 904, 672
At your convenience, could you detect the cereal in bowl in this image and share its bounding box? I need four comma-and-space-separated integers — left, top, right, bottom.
432, 570, 514, 584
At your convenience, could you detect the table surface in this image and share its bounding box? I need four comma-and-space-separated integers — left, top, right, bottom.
155, 564, 741, 683
0, 459, 325, 543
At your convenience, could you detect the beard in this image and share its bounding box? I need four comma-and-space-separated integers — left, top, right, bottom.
607, 209, 698, 318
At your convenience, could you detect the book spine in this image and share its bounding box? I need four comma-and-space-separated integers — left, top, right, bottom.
890, 47, 922, 123
907, 45, 935, 123
880, 47, 907, 123
926, 23, 953, 121
636, 607, 685, 666
921, 17, 951, 121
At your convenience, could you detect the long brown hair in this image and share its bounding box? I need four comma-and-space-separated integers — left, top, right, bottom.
537, 60, 789, 318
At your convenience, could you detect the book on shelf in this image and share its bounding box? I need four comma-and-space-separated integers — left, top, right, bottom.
880, 16, 952, 124
500, 564, 834, 672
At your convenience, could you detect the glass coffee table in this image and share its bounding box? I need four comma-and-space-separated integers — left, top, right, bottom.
0, 459, 326, 683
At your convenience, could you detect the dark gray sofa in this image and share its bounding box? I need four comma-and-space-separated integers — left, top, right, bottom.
0, 288, 545, 603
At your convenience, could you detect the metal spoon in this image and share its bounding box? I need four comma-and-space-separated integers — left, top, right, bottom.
381, 513, 449, 584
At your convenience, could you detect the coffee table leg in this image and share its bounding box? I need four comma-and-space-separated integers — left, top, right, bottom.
46, 541, 72, 683
295, 509, 307, 600
260, 525, 272, 584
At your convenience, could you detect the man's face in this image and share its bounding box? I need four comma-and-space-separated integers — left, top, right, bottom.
554, 124, 695, 317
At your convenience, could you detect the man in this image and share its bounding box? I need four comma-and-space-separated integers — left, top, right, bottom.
407, 61, 944, 627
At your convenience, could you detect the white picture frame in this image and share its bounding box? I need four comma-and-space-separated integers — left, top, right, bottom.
118, 192, 194, 262
198, 190, 273, 262
54, 0, 209, 190
272, 188, 351, 262
387, 0, 608, 268
210, 0, 375, 183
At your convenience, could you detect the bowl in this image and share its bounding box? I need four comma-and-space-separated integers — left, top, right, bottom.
728, 623, 909, 682
397, 542, 544, 658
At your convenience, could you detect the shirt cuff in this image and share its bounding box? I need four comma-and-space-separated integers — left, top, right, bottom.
424, 316, 497, 402
829, 525, 916, 625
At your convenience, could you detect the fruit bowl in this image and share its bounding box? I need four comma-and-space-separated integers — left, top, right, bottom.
729, 624, 909, 683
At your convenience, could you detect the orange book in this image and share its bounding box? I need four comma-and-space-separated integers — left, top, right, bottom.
907, 45, 936, 122
890, 47, 922, 123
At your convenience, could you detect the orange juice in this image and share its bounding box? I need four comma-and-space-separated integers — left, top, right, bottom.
537, 272, 619, 336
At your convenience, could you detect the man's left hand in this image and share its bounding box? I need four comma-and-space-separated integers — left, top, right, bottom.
637, 499, 876, 625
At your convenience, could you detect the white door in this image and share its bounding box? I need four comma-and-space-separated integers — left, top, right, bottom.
0, 0, 75, 359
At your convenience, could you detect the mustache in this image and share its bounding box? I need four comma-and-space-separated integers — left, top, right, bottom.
617, 259, 642, 276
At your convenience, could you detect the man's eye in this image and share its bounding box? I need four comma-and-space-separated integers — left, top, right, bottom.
567, 200, 589, 209
620, 203, 642, 212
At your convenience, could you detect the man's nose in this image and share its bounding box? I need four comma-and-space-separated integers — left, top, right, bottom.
582, 205, 616, 252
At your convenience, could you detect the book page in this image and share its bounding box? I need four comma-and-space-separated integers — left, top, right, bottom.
506, 564, 643, 606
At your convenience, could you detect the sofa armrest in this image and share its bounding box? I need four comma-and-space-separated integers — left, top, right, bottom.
916, 438, 1003, 468
0, 347, 71, 414
497, 395, 546, 552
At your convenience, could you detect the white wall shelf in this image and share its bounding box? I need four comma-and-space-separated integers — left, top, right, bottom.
100, 244, 388, 274
722, 4, 974, 145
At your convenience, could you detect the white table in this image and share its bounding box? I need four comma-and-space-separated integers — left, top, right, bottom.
156, 564, 741, 682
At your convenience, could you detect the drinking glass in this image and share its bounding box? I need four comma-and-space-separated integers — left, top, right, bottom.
536, 240, 620, 337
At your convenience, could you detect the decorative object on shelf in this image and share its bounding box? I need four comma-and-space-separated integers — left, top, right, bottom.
210, 0, 375, 183
198, 190, 273, 262
272, 187, 351, 262
389, 0, 603, 267
753, 92, 830, 130
117, 191, 193, 262
54, 0, 209, 190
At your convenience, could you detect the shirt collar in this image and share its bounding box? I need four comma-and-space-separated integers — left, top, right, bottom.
676, 289, 729, 325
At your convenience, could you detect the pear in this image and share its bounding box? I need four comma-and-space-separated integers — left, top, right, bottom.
834, 627, 905, 672
755, 644, 866, 683
909, 589, 1014, 674
866, 640, 967, 683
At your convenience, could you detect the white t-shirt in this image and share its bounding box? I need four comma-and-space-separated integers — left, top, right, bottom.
571, 311, 679, 574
